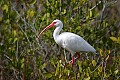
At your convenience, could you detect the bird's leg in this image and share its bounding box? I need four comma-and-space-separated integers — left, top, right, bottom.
64, 49, 67, 62
74, 52, 80, 60
69, 52, 80, 66
72, 56, 75, 67
86, 53, 89, 60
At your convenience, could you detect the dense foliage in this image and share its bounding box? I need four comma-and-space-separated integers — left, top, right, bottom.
0, 0, 120, 80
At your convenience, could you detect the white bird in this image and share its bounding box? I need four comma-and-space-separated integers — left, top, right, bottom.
37, 19, 97, 66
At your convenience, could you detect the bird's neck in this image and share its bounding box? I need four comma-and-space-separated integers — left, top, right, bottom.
53, 26, 62, 42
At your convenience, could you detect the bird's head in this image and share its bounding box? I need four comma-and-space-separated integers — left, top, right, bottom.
52, 19, 63, 27
37, 19, 63, 39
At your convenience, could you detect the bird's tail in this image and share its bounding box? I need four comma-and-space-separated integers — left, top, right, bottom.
93, 51, 99, 55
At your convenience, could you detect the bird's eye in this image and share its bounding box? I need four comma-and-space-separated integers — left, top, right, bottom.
52, 22, 57, 25
53, 22, 57, 24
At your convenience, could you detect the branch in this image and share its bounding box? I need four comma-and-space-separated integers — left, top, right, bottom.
11, 3, 42, 49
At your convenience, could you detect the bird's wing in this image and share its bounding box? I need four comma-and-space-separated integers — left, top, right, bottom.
58, 32, 96, 54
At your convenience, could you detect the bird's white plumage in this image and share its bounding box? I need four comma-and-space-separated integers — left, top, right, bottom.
52, 19, 96, 55
55, 32, 96, 55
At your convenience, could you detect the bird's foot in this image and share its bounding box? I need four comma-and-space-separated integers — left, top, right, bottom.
75, 52, 80, 60
69, 57, 78, 67
72, 56, 75, 67
69, 52, 80, 67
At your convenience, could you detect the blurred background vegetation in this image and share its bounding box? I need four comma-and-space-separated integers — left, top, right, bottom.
0, 0, 120, 80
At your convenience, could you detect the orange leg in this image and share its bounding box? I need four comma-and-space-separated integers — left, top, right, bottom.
75, 52, 80, 60
71, 52, 80, 66
72, 56, 75, 67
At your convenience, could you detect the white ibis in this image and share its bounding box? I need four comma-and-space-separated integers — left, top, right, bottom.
37, 19, 97, 66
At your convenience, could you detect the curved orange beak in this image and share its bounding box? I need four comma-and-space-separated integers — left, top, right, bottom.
37, 22, 56, 39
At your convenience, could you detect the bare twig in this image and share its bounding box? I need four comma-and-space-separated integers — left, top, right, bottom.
89, 1, 102, 12
12, 5, 32, 47
91, 60, 103, 73
99, 0, 106, 28
4, 54, 12, 61
11, 3, 42, 50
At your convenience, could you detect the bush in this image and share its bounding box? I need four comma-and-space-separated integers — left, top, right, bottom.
0, 0, 120, 80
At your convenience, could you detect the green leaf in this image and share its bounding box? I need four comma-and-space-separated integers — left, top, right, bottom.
67, 70, 70, 76
64, 68, 70, 76
44, 73, 52, 78
2, 4, 8, 13
30, 0, 36, 5
6, 19, 10, 24
105, 55, 109, 61
27, 9, 35, 18
13, 38, 18, 43
84, 77, 90, 80
92, 60, 96, 67
114, 69, 118, 74
117, 37, 120, 44
55, 66, 59, 76
77, 61, 82, 73
21, 58, 24, 68
90, 10, 92, 17
61, 9, 66, 14
99, 49, 103, 56
13, 30, 17, 36
41, 63, 46, 69
98, 67, 102, 72
21, 58, 24, 63
110, 37, 118, 42
50, 58, 56, 68
0, 17, 2, 21
9, 38, 13, 42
